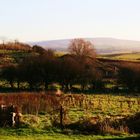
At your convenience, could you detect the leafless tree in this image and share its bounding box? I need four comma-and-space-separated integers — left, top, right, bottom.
68, 39, 96, 59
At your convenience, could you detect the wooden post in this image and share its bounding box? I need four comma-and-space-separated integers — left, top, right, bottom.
60, 105, 64, 130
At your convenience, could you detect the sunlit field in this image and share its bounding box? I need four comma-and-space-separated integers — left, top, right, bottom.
0, 92, 139, 139
100, 53, 140, 62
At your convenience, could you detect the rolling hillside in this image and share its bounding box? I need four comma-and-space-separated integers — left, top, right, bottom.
29, 38, 140, 54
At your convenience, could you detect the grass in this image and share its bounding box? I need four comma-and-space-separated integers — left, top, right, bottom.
55, 51, 68, 57
99, 53, 140, 62
0, 135, 139, 140
0, 49, 37, 66
0, 92, 139, 139
0, 127, 139, 140
0, 93, 139, 117
0, 49, 66, 67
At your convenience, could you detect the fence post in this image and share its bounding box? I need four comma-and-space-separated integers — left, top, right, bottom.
60, 105, 64, 129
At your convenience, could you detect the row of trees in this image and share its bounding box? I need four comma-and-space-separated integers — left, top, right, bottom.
0, 39, 140, 92
118, 64, 140, 92
0, 39, 101, 91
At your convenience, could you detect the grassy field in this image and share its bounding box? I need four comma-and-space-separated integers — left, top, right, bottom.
0, 93, 139, 116
0, 49, 36, 66
0, 92, 139, 139
0, 127, 139, 140
99, 53, 140, 62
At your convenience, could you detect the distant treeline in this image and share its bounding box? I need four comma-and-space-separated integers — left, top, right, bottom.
0, 41, 31, 51
0, 39, 99, 91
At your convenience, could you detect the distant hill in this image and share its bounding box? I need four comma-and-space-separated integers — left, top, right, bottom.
29, 38, 140, 54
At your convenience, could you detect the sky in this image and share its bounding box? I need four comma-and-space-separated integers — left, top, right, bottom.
0, 0, 140, 42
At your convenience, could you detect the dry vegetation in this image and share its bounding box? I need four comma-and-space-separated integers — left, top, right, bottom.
0, 92, 139, 135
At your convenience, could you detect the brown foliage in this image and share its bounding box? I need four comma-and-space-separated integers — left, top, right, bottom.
69, 39, 96, 59
0, 41, 31, 51
118, 64, 140, 92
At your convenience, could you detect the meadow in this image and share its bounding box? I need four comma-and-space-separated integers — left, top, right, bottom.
99, 53, 140, 62
0, 92, 139, 139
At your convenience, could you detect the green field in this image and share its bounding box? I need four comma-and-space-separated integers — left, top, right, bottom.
99, 53, 140, 61
0, 128, 139, 140
0, 49, 36, 66
0, 93, 139, 139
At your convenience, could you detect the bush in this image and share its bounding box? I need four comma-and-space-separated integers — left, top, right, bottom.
125, 112, 140, 133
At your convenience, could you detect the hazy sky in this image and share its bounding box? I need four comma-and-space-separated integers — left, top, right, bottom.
0, 0, 140, 42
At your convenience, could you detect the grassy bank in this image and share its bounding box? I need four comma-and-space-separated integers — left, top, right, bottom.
0, 127, 139, 140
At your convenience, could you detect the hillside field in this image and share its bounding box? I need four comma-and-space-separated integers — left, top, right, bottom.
100, 53, 140, 62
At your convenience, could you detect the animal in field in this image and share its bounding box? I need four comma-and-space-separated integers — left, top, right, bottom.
0, 105, 22, 127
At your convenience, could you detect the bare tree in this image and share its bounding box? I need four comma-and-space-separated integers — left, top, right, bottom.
68, 39, 98, 90
68, 39, 96, 59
